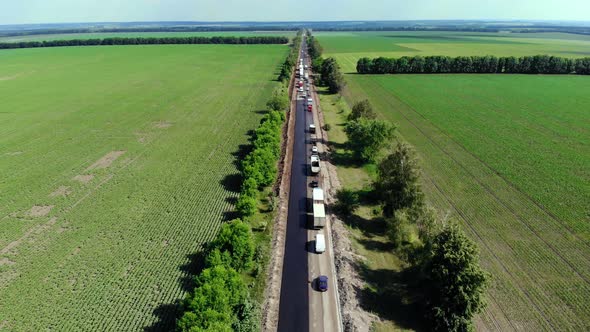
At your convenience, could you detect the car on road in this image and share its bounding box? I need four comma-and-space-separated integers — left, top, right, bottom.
317, 275, 328, 292
310, 155, 320, 174
310, 180, 319, 188
312, 146, 318, 154
307, 104, 312, 112
307, 98, 313, 105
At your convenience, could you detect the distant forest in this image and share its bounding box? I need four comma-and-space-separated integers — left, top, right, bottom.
1, 21, 590, 39
0, 36, 289, 50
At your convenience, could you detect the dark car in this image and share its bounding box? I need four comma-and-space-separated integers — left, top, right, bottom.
310, 180, 319, 188
317, 275, 328, 292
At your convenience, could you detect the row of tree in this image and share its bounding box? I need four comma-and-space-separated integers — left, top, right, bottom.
0, 36, 289, 50
306, 33, 346, 93
177, 219, 258, 332
357, 55, 590, 75
177, 37, 298, 331
339, 99, 490, 331
278, 31, 303, 82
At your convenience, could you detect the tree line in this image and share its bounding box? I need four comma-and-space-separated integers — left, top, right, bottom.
278, 31, 303, 82
177, 219, 258, 331
306, 32, 346, 93
177, 37, 298, 331
337, 99, 489, 331
357, 55, 590, 75
0, 36, 289, 50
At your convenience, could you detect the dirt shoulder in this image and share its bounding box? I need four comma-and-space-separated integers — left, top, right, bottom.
261, 69, 297, 332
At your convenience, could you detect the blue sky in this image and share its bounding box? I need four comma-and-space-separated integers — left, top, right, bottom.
1, 0, 590, 25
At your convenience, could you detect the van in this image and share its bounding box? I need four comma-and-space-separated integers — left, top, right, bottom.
315, 233, 326, 253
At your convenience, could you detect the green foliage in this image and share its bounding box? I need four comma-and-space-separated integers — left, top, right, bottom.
376, 143, 423, 217
320, 57, 346, 93
232, 297, 260, 332
348, 99, 377, 121
240, 109, 284, 195
307, 35, 323, 60
178, 264, 247, 332
236, 194, 257, 217
278, 30, 302, 81
344, 118, 396, 162
334, 188, 360, 215
266, 88, 290, 112
357, 54, 590, 75
208, 219, 255, 272
423, 224, 490, 332
0, 36, 290, 50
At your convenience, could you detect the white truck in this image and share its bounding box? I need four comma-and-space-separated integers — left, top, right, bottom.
310, 155, 320, 174
315, 233, 326, 253
312, 188, 326, 229
304, 72, 309, 81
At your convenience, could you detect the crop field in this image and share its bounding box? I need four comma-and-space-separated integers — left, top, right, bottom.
341, 74, 590, 331
0, 30, 295, 42
0, 44, 286, 330
316, 31, 590, 72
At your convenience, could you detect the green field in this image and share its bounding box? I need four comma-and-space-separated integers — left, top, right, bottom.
316, 31, 590, 72
340, 74, 590, 331
0, 44, 286, 330
0, 31, 294, 42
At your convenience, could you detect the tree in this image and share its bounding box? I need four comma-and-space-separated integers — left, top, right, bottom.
422, 224, 490, 332
344, 118, 396, 163
348, 99, 376, 121
236, 194, 257, 218
266, 90, 289, 112
179, 265, 247, 332
376, 143, 423, 217
356, 57, 373, 74
334, 188, 360, 215
209, 219, 255, 272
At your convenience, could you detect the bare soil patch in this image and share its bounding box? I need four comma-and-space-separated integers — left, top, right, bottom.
26, 205, 54, 217
134, 132, 150, 144
0, 74, 20, 81
153, 120, 172, 129
49, 186, 71, 198
0, 258, 15, 266
86, 150, 126, 171
72, 174, 94, 184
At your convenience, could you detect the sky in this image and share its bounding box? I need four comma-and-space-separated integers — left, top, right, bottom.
1, 0, 590, 25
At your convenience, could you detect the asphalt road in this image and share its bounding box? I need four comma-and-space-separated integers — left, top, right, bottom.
277, 86, 310, 332
278, 38, 341, 332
